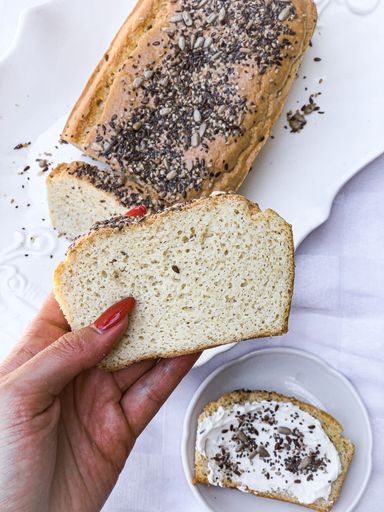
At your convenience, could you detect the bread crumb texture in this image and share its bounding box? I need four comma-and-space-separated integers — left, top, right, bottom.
54, 195, 294, 369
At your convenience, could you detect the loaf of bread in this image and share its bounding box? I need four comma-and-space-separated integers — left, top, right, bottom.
47, 162, 166, 239
61, 0, 316, 207
54, 194, 294, 370
195, 390, 355, 512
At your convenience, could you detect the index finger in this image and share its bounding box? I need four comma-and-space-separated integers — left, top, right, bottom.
121, 352, 200, 437
0, 293, 69, 376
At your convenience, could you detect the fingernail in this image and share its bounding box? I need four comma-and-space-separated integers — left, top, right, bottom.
93, 297, 136, 333
125, 205, 147, 218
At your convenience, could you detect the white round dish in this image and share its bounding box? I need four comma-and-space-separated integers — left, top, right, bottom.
181, 347, 372, 512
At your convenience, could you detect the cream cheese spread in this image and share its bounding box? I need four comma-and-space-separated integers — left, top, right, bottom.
196, 399, 341, 504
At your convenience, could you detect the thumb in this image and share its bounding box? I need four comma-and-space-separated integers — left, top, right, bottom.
10, 297, 135, 398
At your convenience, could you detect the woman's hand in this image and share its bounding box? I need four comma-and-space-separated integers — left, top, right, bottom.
0, 294, 199, 512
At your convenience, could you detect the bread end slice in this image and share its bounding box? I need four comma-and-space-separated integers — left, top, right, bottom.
195, 390, 355, 512
54, 194, 294, 370
47, 161, 165, 238
47, 162, 126, 239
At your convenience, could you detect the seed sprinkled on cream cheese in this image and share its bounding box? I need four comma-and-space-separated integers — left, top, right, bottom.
196, 399, 341, 505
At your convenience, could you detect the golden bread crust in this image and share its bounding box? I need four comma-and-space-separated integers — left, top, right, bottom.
62, 0, 317, 203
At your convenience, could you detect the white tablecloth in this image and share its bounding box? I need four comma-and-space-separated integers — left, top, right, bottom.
1, 2, 383, 511
101, 154, 384, 511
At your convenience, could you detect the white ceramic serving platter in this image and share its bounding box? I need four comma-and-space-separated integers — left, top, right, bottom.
0, 0, 383, 365
181, 347, 373, 512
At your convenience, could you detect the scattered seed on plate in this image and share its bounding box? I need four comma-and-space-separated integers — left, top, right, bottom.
14, 142, 31, 150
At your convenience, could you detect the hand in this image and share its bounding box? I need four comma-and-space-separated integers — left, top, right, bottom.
0, 294, 199, 512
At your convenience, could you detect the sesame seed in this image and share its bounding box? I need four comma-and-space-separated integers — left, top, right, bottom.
178, 35, 186, 51
162, 26, 175, 34
170, 13, 183, 23
160, 107, 171, 116
193, 109, 202, 123
132, 77, 144, 89
218, 7, 226, 22
278, 6, 291, 22
194, 36, 205, 49
191, 132, 200, 147
203, 36, 212, 48
182, 11, 193, 26
207, 13, 217, 24
199, 122, 207, 137
166, 170, 177, 180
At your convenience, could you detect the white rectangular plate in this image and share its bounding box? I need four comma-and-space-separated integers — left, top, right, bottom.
0, 0, 383, 365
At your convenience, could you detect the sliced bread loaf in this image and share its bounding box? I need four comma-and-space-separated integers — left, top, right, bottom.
61, 0, 316, 204
54, 194, 294, 370
195, 390, 355, 512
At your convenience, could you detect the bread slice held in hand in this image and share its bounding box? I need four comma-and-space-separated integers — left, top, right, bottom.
54, 194, 294, 370
195, 390, 355, 512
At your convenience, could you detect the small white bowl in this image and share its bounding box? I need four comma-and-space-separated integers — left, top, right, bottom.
181, 347, 372, 512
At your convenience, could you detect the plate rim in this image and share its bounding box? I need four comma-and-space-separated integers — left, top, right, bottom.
0, 0, 54, 65
292, 147, 384, 248
181, 346, 373, 512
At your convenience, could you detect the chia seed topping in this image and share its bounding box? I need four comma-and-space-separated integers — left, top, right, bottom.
66, 163, 166, 212
196, 395, 342, 504
91, 0, 297, 201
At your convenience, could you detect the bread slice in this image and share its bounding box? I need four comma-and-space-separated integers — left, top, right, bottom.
47, 162, 166, 238
54, 194, 294, 370
61, 0, 317, 204
195, 390, 355, 512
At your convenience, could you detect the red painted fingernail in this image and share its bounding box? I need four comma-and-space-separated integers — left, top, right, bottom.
125, 205, 147, 217
93, 297, 136, 332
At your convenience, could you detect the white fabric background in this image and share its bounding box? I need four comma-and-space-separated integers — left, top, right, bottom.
103, 154, 384, 511
1, 2, 383, 511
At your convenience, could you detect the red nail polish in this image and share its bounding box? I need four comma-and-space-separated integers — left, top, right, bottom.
94, 297, 136, 332
125, 205, 147, 218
